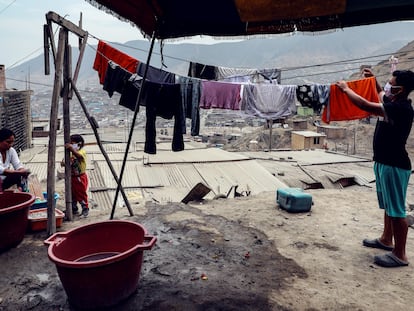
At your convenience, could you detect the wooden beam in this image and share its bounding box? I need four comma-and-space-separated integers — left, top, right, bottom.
63, 43, 73, 221
43, 25, 50, 75
46, 11, 88, 38
46, 28, 67, 235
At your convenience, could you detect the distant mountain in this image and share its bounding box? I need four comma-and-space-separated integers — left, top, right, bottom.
350, 39, 414, 93
5, 21, 414, 92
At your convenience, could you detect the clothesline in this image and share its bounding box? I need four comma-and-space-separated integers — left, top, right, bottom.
92, 40, 381, 154
87, 33, 401, 80
92, 40, 283, 85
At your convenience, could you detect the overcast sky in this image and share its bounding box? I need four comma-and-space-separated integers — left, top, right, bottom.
3, 0, 414, 73
0, 0, 221, 69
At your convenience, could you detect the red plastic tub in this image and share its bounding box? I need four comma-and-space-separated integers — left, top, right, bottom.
0, 191, 36, 252
44, 220, 157, 310
28, 208, 65, 232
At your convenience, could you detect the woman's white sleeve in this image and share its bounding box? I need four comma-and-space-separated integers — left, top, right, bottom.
9, 148, 23, 170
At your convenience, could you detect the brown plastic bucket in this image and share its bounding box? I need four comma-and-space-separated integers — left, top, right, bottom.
44, 220, 156, 310
0, 191, 36, 252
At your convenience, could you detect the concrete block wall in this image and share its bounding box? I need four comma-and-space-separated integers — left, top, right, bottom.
317, 125, 346, 139
0, 90, 32, 151
0, 65, 5, 91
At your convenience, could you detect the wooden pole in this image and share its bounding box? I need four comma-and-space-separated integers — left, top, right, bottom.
70, 80, 133, 215
269, 119, 273, 151
110, 31, 156, 219
44, 12, 90, 226
63, 42, 73, 221
46, 28, 67, 235
43, 25, 50, 75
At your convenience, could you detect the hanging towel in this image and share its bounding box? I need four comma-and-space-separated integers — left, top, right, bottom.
93, 40, 139, 85
322, 77, 379, 123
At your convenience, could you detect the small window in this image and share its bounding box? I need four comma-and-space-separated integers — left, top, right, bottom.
313, 137, 320, 145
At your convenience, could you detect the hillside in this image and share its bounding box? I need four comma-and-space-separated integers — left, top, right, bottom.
350, 39, 414, 84
4, 22, 414, 152
5, 21, 414, 92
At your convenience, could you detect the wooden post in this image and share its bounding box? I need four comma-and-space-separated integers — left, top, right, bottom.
63, 42, 73, 221
269, 119, 273, 151
43, 25, 50, 75
110, 31, 156, 219
46, 28, 67, 235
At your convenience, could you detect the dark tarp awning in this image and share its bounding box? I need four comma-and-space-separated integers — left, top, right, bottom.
80, 0, 414, 218
85, 0, 414, 39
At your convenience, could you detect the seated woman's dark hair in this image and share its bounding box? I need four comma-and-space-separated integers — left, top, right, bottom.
0, 128, 15, 142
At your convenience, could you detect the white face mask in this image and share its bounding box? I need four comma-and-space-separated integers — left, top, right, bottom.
383, 82, 392, 97
384, 82, 402, 98
71, 143, 79, 151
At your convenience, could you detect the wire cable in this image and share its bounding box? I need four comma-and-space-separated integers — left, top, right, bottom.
6, 27, 414, 86
0, 0, 17, 15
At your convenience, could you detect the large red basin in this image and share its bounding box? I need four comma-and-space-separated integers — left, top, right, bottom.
44, 220, 157, 310
0, 191, 36, 252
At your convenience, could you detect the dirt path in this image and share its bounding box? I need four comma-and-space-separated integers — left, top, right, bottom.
1, 187, 414, 310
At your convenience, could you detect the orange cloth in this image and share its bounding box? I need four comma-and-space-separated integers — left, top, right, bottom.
322, 76, 380, 123
93, 40, 139, 84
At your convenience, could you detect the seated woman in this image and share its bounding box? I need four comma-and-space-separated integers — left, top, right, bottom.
0, 128, 30, 191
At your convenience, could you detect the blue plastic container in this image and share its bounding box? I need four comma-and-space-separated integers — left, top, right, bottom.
31, 192, 60, 210
276, 188, 312, 213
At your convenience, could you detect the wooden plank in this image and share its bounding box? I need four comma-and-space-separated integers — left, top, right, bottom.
181, 182, 211, 204
28, 175, 44, 199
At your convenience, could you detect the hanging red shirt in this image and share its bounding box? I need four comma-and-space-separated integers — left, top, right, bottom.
93, 40, 139, 84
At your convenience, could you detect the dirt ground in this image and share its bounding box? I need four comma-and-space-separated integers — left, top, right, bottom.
2, 184, 414, 311
2, 121, 414, 310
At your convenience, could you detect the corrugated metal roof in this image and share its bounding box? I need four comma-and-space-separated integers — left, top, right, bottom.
145, 147, 249, 163
20, 135, 378, 215
239, 150, 374, 189
240, 149, 371, 165
90, 149, 287, 208
292, 131, 326, 137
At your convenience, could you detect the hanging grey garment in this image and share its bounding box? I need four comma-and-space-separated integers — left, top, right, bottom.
137, 62, 175, 83
257, 69, 281, 84
177, 76, 201, 136
216, 66, 258, 82
241, 84, 297, 120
